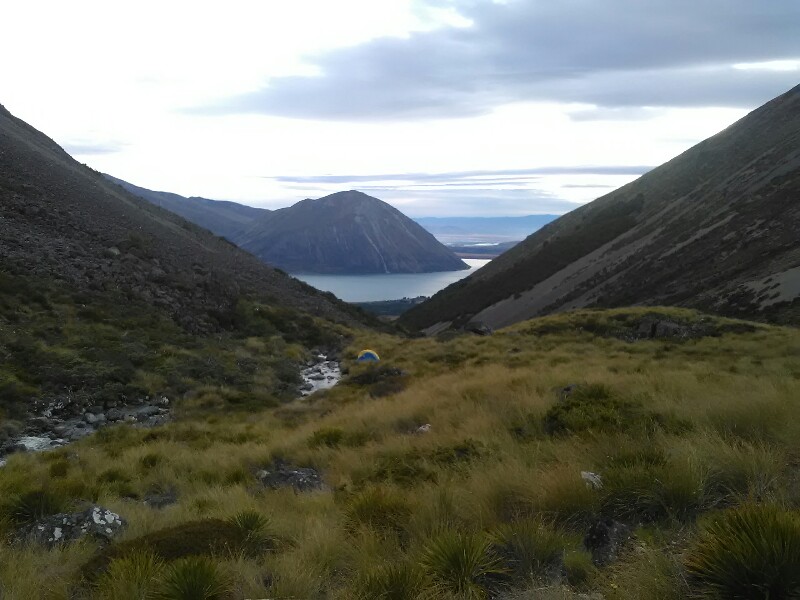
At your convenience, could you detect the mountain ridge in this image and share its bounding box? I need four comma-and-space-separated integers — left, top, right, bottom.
236, 190, 469, 274
0, 103, 369, 332
400, 83, 800, 331
104, 175, 269, 242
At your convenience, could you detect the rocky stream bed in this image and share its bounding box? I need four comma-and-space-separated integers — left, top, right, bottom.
0, 355, 340, 467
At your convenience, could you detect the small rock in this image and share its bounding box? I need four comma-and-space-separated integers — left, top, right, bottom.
137, 406, 160, 417
257, 462, 326, 493
106, 408, 123, 421
84, 413, 99, 424
415, 424, 432, 434
143, 490, 178, 509
581, 471, 603, 490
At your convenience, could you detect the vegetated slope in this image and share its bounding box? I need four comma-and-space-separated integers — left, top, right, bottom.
104, 175, 269, 241
400, 84, 800, 332
3, 307, 799, 599
0, 103, 366, 332
0, 103, 377, 430
236, 190, 469, 274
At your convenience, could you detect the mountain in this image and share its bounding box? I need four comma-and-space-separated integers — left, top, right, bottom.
400, 84, 800, 332
104, 175, 268, 241
0, 103, 368, 333
415, 214, 559, 242
108, 178, 469, 275
236, 190, 469, 274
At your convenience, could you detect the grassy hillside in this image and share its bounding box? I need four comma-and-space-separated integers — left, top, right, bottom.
2, 308, 799, 599
0, 268, 350, 446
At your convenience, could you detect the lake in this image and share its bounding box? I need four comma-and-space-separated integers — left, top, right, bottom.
292, 259, 491, 302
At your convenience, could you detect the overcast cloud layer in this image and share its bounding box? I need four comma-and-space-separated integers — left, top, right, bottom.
207, 0, 800, 120
2, 1, 797, 216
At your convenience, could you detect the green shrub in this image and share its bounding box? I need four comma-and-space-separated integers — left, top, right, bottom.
346, 487, 411, 535
83, 519, 269, 579
94, 550, 164, 600
99, 468, 131, 484
140, 452, 164, 470
600, 458, 705, 522
563, 549, 597, 587
355, 561, 427, 600
226, 510, 272, 552
7, 489, 68, 525
156, 557, 230, 600
491, 518, 567, 580
685, 504, 800, 599
544, 384, 639, 435
48, 459, 70, 478
308, 427, 345, 448
427, 439, 485, 466
360, 451, 436, 486
420, 530, 505, 599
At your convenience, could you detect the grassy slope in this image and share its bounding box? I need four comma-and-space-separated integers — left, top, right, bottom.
0, 268, 350, 444
2, 307, 798, 598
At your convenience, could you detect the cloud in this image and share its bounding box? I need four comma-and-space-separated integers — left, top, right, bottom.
197, 0, 800, 120
268, 165, 654, 187
62, 141, 126, 155
369, 187, 584, 218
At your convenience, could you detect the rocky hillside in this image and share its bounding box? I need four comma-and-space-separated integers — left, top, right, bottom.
236, 190, 469, 274
104, 175, 268, 241
0, 102, 379, 453
400, 83, 800, 332
0, 103, 366, 333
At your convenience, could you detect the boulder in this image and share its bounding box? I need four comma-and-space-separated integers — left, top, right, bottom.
583, 517, 631, 566
257, 463, 326, 493
136, 405, 160, 417
143, 490, 178, 509
16, 506, 125, 547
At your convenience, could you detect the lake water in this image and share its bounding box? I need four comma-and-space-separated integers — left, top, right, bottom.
292, 259, 491, 302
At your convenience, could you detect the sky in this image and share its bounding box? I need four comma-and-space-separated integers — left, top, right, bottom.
1, 0, 798, 217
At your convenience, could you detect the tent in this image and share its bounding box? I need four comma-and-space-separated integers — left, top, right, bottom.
356, 349, 380, 362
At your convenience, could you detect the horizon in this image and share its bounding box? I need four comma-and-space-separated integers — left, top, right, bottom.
2, 1, 798, 217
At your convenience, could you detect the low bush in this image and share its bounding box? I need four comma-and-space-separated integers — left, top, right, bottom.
84, 518, 272, 579
94, 550, 164, 600
544, 384, 640, 435
563, 549, 597, 587
6, 489, 69, 525
685, 504, 800, 599
355, 561, 427, 600
420, 530, 505, 599
157, 556, 231, 600
491, 518, 568, 581
346, 487, 411, 535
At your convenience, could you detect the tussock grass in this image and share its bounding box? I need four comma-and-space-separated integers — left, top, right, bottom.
686, 504, 800, 599
1, 307, 798, 598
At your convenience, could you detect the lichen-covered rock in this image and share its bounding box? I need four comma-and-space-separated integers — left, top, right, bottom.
256, 463, 326, 492
583, 517, 631, 565
17, 506, 126, 547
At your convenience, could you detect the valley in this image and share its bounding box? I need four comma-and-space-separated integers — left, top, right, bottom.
1, 36, 799, 600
